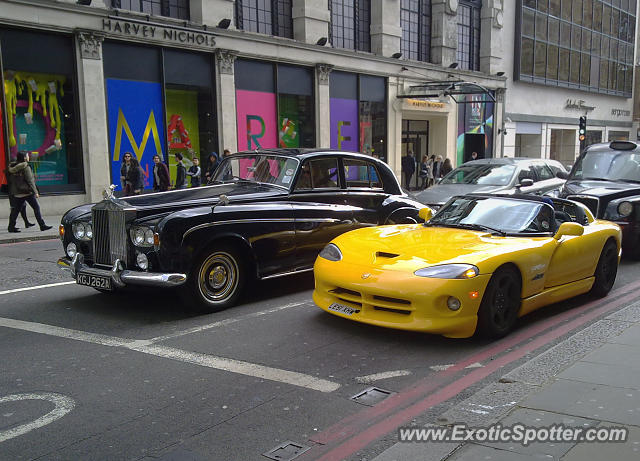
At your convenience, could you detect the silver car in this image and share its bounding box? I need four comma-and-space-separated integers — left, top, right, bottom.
412, 157, 568, 209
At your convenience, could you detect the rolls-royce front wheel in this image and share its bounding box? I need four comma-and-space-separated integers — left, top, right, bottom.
182, 245, 246, 312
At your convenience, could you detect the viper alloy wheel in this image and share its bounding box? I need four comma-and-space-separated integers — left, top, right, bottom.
183, 245, 246, 312
477, 267, 522, 338
591, 240, 618, 298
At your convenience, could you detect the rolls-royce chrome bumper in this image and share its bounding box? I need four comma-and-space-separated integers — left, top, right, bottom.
57, 254, 187, 289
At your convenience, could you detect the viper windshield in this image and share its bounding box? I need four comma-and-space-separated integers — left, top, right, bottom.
429, 196, 555, 234
440, 163, 516, 186
210, 155, 300, 189
571, 151, 640, 182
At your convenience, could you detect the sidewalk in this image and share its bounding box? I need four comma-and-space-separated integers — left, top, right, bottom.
373, 301, 640, 461
0, 214, 63, 243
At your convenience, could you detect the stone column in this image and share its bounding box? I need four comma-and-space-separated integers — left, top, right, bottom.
431, 0, 458, 67
292, 0, 330, 44
479, 0, 504, 74
190, 0, 236, 28
216, 49, 238, 153
76, 31, 111, 202
370, 0, 402, 57
316, 64, 333, 147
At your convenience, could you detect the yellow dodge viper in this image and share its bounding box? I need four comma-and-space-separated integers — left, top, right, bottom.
313, 195, 621, 338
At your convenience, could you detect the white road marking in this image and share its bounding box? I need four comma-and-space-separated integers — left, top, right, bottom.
0, 317, 340, 393
0, 281, 76, 296
355, 370, 412, 383
0, 393, 75, 442
429, 364, 454, 371
146, 301, 309, 344
465, 362, 484, 369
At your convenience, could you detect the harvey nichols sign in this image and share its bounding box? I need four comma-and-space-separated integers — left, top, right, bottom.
102, 18, 216, 48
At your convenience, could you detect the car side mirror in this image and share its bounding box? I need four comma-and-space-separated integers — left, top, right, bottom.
556, 171, 569, 179
554, 222, 584, 240
518, 178, 534, 188
419, 207, 433, 222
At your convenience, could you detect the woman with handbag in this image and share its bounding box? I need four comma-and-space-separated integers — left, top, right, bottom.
6, 151, 52, 233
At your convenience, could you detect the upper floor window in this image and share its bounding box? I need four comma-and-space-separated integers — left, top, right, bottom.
400, 0, 432, 62
112, 0, 189, 20
457, 0, 481, 71
235, 0, 293, 38
329, 0, 371, 52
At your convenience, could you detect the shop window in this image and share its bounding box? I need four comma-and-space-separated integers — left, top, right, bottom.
550, 129, 577, 168
235, 59, 315, 151
400, 0, 431, 62
1, 28, 83, 194
235, 0, 293, 38
608, 131, 630, 141
329, 0, 371, 52
457, 0, 481, 71
112, 0, 190, 20
359, 75, 386, 162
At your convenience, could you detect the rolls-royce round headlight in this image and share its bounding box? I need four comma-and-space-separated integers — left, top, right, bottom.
618, 201, 633, 217
85, 223, 93, 239
73, 223, 86, 239
66, 242, 77, 258
134, 228, 145, 245
136, 252, 149, 270
144, 229, 154, 245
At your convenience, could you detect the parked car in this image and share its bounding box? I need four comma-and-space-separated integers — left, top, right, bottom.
57, 149, 424, 310
313, 194, 621, 338
412, 158, 568, 209
558, 140, 640, 259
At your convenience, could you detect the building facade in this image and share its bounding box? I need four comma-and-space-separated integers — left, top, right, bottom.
502, 0, 638, 167
3, 1, 627, 217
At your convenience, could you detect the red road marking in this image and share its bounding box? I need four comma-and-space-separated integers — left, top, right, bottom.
305, 279, 640, 460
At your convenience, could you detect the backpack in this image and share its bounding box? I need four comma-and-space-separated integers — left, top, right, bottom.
9, 169, 32, 195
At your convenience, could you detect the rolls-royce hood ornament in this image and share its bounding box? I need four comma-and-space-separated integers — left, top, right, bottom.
102, 184, 116, 200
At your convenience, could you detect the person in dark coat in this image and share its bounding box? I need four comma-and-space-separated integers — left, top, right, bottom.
186, 157, 202, 187
433, 155, 444, 179
205, 152, 220, 184
441, 158, 453, 177
174, 152, 187, 189
6, 151, 51, 232
401, 152, 416, 190
122, 155, 143, 196
152, 155, 170, 192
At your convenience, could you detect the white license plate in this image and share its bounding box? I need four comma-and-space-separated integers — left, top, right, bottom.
328, 302, 358, 315
77, 272, 112, 290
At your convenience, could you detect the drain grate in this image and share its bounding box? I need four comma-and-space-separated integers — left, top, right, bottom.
350, 386, 394, 406
262, 440, 311, 461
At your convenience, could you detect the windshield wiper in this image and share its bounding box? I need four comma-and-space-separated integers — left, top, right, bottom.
426, 222, 506, 236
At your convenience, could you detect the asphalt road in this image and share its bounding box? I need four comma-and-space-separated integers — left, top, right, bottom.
1, 238, 639, 461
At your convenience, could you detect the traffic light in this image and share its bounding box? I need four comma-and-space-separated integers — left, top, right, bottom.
578, 116, 587, 142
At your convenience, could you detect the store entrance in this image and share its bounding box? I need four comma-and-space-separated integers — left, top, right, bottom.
401, 120, 429, 191
463, 133, 485, 162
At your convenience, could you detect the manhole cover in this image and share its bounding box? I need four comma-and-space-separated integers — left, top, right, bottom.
350, 387, 394, 406
263, 440, 311, 461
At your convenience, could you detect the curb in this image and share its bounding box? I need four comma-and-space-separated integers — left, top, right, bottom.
0, 234, 59, 244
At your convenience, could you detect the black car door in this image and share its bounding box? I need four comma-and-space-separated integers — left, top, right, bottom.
341, 157, 390, 228
290, 157, 355, 269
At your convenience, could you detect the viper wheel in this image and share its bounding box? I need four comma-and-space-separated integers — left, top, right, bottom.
590, 240, 618, 298
477, 267, 522, 338
182, 244, 246, 312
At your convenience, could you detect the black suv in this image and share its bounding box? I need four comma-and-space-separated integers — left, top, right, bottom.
559, 140, 640, 259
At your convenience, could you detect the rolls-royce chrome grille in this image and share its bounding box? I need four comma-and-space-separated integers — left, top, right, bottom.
92, 207, 128, 266
567, 195, 599, 217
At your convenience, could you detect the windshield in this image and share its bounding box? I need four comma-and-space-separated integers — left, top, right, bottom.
430, 196, 554, 234
440, 164, 516, 186
571, 151, 640, 182
210, 155, 300, 189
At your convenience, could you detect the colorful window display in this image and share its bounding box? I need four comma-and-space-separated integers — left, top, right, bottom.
456, 94, 494, 164
0, 28, 82, 193
235, 59, 314, 152
330, 72, 387, 161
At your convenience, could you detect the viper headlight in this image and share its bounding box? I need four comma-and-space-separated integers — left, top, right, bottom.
414, 264, 479, 279
72, 222, 92, 241
618, 201, 633, 217
130, 226, 155, 247
319, 243, 342, 261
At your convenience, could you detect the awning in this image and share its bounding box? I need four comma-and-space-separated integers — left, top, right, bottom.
397, 81, 496, 104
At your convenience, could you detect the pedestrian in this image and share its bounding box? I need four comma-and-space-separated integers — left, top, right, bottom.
419, 155, 431, 189
187, 156, 202, 187
427, 155, 435, 187
469, 151, 479, 162
174, 152, 187, 189
127, 157, 144, 195
152, 154, 170, 192
401, 152, 416, 190
205, 152, 219, 184
120, 151, 133, 194
6, 151, 52, 233
223, 148, 231, 158
442, 157, 453, 177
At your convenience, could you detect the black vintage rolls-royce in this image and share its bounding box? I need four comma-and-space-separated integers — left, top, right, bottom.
58, 149, 424, 310
559, 140, 640, 259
